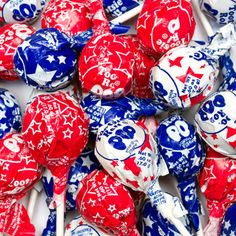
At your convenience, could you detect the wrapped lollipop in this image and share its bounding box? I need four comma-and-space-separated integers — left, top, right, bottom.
199, 147, 236, 235
0, 23, 35, 81
0, 132, 42, 235
142, 193, 192, 236
42, 148, 100, 236
0, 88, 21, 139
136, 0, 196, 57
22, 92, 89, 235
150, 23, 236, 109
95, 119, 192, 236
76, 169, 139, 236
79, 0, 135, 99
194, 90, 236, 158
156, 115, 206, 235
0, 0, 46, 24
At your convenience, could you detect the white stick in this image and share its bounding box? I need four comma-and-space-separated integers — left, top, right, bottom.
27, 189, 38, 220
56, 194, 65, 236
171, 217, 192, 236
196, 226, 204, 236
111, 3, 143, 24
192, 0, 215, 37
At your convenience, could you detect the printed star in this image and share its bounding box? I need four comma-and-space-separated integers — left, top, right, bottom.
143, 176, 148, 182
63, 128, 73, 139
230, 230, 235, 236
92, 213, 105, 223
165, 150, 172, 158
58, 1, 67, 8
27, 141, 35, 150
58, 55, 66, 64
113, 37, 129, 48
2, 163, 9, 171
0, 110, 6, 120
168, 56, 183, 67
111, 160, 119, 168
29, 120, 41, 135
4, 43, 16, 55
46, 55, 55, 63
203, 165, 217, 185
27, 64, 57, 86
211, 133, 218, 140
88, 198, 96, 207
80, 155, 94, 170
226, 126, 236, 139
0, 123, 7, 131
126, 178, 140, 188
182, 149, 189, 157
59, 11, 70, 21
80, 202, 86, 211
224, 220, 231, 231
116, 51, 131, 69
62, 112, 76, 127
65, 223, 71, 230
176, 67, 204, 83
124, 157, 141, 176
144, 215, 154, 228
84, 44, 97, 64
137, 11, 151, 30
108, 204, 116, 213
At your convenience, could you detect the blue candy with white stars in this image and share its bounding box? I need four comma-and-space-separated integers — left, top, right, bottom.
14, 28, 78, 91
42, 148, 100, 236
220, 203, 236, 236
156, 115, 205, 234
0, 88, 21, 139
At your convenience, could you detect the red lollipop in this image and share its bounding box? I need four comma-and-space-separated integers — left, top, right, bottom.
136, 0, 196, 56
79, 0, 135, 99
41, 0, 92, 36
22, 92, 89, 235
199, 147, 236, 236
76, 169, 140, 236
0, 23, 35, 80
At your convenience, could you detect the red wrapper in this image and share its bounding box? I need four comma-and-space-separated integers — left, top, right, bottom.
76, 169, 140, 236
136, 0, 196, 56
22, 92, 89, 203
41, 0, 92, 36
0, 23, 35, 80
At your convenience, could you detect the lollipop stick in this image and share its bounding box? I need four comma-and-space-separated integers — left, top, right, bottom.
171, 217, 192, 236
56, 194, 65, 236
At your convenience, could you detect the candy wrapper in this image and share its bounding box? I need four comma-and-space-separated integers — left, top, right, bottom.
0, 0, 46, 24
0, 23, 35, 81
82, 93, 167, 135
76, 169, 139, 236
199, 147, 236, 235
79, 0, 135, 98
150, 23, 236, 109
0, 88, 21, 139
142, 193, 192, 236
220, 203, 236, 236
14, 28, 78, 91
200, 0, 236, 25
156, 115, 205, 234
95, 119, 193, 236
195, 90, 236, 158
136, 0, 196, 56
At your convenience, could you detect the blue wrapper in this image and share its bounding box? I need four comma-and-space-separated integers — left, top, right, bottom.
82, 93, 168, 135
220, 203, 236, 236
156, 115, 205, 233
0, 88, 21, 139
142, 193, 192, 236
42, 148, 100, 236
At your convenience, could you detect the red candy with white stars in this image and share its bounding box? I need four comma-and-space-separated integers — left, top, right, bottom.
76, 169, 139, 236
0, 23, 35, 80
136, 0, 196, 56
41, 0, 92, 36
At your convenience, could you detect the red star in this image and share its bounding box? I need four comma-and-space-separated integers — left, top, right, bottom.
200, 131, 208, 139
213, 144, 218, 148
176, 67, 204, 83
168, 56, 183, 67
140, 134, 153, 152
143, 176, 148, 182
124, 157, 141, 176
200, 64, 206, 69
226, 126, 236, 139
126, 179, 140, 188
66, 224, 71, 230
111, 160, 119, 168
150, 175, 155, 181
211, 134, 218, 140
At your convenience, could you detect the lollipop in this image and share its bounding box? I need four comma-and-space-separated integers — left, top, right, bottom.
156, 115, 206, 235
22, 92, 89, 235
76, 169, 139, 236
0, 0, 46, 24
0, 88, 21, 139
199, 147, 236, 235
136, 0, 196, 57
0, 23, 35, 81
95, 119, 192, 236
79, 0, 135, 99
195, 90, 236, 158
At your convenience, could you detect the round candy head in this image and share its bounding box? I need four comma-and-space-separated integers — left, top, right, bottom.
14, 28, 78, 90
41, 0, 92, 36
195, 90, 236, 158
136, 0, 196, 56
0, 88, 21, 139
76, 169, 139, 236
0, 23, 35, 81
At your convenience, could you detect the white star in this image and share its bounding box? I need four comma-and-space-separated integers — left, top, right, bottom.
80, 202, 86, 211
93, 212, 105, 223
27, 141, 35, 150
59, 11, 70, 21
224, 220, 231, 231
27, 64, 57, 86
4, 43, 16, 55
107, 204, 116, 213
87, 198, 96, 207
165, 150, 172, 158
58, 55, 66, 64
62, 113, 76, 127
144, 215, 154, 229
137, 11, 151, 30
58, 1, 67, 8
80, 155, 94, 170
63, 128, 73, 139
0, 110, 6, 120
230, 230, 235, 236
29, 120, 41, 135
46, 55, 55, 63
0, 123, 7, 131
115, 51, 132, 69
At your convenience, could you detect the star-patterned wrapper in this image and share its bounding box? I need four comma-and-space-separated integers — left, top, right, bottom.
0, 88, 22, 139
220, 202, 236, 236
0, 23, 35, 81
199, 147, 236, 236
121, 35, 157, 99
65, 215, 110, 236
136, 0, 196, 57
22, 92, 89, 206
79, 0, 135, 99
82, 93, 167, 135
195, 90, 236, 158
142, 194, 192, 236
41, 0, 92, 37
76, 169, 140, 236
14, 28, 78, 91
0, 0, 46, 24
156, 115, 206, 233
200, 0, 236, 25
